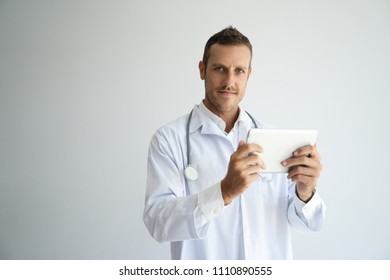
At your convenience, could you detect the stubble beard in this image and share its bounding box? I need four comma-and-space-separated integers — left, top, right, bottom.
204, 89, 241, 115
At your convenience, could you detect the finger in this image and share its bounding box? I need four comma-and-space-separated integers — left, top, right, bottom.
244, 143, 264, 153
230, 164, 261, 187
287, 165, 320, 180
234, 153, 266, 172
289, 174, 316, 186
282, 155, 321, 169
246, 164, 263, 176
236, 143, 263, 158
231, 152, 264, 172
293, 145, 321, 160
247, 152, 266, 169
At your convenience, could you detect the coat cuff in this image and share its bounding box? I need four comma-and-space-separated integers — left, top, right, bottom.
195, 182, 224, 230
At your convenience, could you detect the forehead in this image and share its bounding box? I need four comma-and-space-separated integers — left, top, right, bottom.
207, 44, 251, 67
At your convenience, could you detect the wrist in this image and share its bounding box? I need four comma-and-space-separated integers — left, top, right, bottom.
220, 180, 233, 206
296, 187, 316, 203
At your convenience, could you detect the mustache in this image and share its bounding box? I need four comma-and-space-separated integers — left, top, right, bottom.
217, 86, 237, 92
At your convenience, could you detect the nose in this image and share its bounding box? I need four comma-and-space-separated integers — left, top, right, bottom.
222, 71, 235, 89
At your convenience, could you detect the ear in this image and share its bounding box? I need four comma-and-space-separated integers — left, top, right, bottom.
199, 61, 206, 80
247, 67, 252, 79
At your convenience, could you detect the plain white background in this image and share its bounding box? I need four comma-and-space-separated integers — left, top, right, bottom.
0, 0, 389, 259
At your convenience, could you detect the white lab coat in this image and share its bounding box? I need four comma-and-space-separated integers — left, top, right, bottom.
143, 104, 326, 259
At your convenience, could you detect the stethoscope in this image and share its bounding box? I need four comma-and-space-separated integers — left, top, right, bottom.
184, 109, 272, 182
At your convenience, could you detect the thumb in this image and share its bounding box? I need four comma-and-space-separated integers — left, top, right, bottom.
238, 140, 246, 148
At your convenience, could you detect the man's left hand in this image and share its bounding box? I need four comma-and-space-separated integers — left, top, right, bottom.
282, 145, 322, 202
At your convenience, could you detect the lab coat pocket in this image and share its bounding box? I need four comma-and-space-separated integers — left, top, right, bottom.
258, 174, 288, 199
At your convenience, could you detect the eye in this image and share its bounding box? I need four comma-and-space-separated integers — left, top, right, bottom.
214, 66, 225, 73
235, 68, 245, 74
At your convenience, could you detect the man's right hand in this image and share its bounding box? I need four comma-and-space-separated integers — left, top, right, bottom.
221, 140, 265, 205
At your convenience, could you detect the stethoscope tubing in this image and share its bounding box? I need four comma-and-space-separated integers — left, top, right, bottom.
184, 108, 258, 181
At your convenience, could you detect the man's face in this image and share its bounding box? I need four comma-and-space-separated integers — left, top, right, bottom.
199, 43, 252, 117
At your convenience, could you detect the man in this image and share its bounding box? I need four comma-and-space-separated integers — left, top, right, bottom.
143, 26, 325, 259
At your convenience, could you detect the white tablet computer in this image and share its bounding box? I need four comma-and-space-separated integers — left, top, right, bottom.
247, 129, 318, 173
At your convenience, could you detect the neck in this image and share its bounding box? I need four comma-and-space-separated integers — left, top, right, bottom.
202, 99, 239, 133
221, 111, 239, 133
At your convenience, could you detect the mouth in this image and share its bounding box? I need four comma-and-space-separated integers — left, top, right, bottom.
217, 90, 236, 97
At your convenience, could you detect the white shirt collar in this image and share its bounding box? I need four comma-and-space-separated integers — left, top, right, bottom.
199, 100, 247, 134
199, 101, 226, 131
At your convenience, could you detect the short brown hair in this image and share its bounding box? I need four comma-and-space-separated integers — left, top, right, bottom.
202, 26, 253, 68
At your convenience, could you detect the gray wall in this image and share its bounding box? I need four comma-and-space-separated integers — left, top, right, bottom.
0, 0, 389, 259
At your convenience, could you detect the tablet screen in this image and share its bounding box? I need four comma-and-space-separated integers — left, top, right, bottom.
246, 129, 318, 173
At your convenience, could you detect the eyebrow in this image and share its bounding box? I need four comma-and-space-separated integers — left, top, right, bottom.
211, 63, 249, 70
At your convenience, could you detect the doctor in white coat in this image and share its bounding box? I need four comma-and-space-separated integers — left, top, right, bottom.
143, 26, 325, 259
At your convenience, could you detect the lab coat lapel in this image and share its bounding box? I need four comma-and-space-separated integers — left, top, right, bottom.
188, 106, 227, 138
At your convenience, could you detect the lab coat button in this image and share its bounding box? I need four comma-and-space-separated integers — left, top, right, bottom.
213, 209, 219, 215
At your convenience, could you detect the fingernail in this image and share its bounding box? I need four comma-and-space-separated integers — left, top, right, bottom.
294, 151, 298, 156
282, 161, 287, 166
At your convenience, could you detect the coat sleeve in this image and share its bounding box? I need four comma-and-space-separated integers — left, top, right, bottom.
287, 180, 326, 232
143, 129, 224, 242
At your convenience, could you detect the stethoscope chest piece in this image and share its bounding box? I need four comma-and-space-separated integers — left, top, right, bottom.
184, 165, 199, 181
